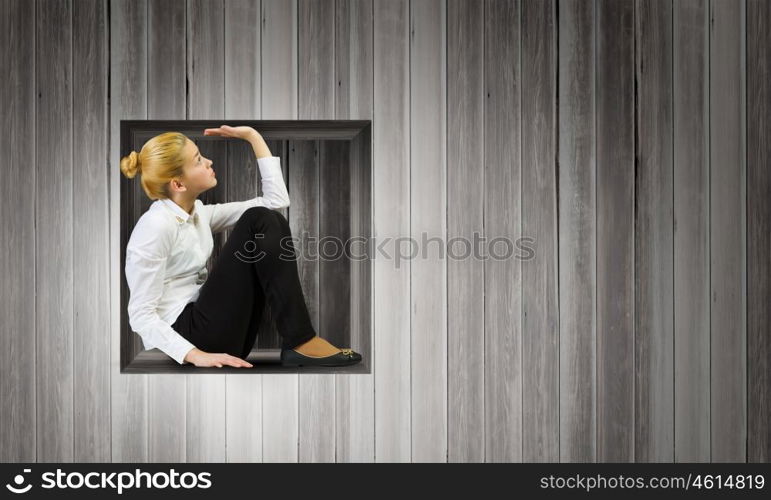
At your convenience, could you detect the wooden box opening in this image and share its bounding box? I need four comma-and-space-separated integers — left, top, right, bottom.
119, 120, 372, 374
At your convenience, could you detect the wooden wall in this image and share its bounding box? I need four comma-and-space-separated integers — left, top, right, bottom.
1, 0, 769, 462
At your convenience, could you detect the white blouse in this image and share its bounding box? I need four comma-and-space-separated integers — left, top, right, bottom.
124, 156, 290, 365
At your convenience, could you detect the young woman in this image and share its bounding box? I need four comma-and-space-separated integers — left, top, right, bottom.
120, 125, 362, 368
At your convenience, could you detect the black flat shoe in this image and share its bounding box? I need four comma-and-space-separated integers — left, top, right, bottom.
281, 347, 363, 367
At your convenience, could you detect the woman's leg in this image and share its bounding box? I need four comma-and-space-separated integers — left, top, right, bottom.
177, 206, 317, 357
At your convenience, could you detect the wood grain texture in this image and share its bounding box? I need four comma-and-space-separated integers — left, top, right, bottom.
558, 0, 596, 463
298, 0, 336, 464
3, 0, 765, 464
634, 0, 674, 462
335, 0, 375, 463
673, 0, 710, 462
111, 0, 149, 463
447, 0, 484, 462
521, 0, 559, 462
36, 0, 74, 461
320, 140, 351, 351
747, 0, 770, 463
596, 0, 635, 462
410, 0, 448, 463
373, 0, 412, 461
73, 0, 111, 462
709, 0, 746, 462
0, 0, 36, 462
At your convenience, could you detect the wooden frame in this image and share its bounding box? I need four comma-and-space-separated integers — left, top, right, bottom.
119, 120, 372, 374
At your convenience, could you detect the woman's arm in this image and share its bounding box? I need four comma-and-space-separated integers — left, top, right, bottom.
125, 215, 197, 365
202, 156, 290, 234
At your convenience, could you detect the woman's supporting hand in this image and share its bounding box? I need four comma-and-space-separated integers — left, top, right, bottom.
202, 124, 272, 158
203, 124, 261, 141
185, 347, 253, 368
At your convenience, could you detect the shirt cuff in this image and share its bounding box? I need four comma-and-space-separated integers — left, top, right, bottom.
169, 336, 197, 365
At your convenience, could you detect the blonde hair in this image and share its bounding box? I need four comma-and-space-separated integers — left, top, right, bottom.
119, 131, 190, 200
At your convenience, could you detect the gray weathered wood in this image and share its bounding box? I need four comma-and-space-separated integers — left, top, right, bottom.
447, 0, 484, 462
634, 0, 674, 462
0, 0, 36, 463
558, 0, 596, 462
409, 0, 448, 462
320, 140, 351, 351
298, 0, 337, 464
709, 0, 746, 462
521, 0, 559, 462
596, 0, 635, 461
36, 0, 74, 462
673, 0, 710, 462
3, 0, 766, 464
111, 0, 149, 463
746, 0, 769, 463
73, 0, 111, 462
333, 0, 375, 464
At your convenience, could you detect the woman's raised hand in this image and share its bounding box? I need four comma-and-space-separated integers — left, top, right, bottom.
203, 124, 261, 141
186, 348, 253, 368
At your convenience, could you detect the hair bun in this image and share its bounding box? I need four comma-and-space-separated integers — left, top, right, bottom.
120, 150, 142, 179
131, 151, 141, 171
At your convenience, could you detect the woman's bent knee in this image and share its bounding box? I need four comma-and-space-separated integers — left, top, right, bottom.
240, 206, 280, 226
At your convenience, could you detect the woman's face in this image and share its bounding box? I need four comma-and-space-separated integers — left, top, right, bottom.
180, 138, 217, 193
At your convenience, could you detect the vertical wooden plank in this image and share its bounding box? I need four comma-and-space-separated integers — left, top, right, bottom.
261, 0, 301, 463
334, 0, 376, 464
447, 0, 484, 462
710, 0, 745, 462
558, 0, 596, 462
186, 0, 227, 463
111, 0, 149, 463
146, 0, 187, 462
319, 140, 351, 351
410, 0, 447, 462
596, 0, 635, 461
0, 0, 36, 462
673, 0, 710, 462
373, 0, 412, 462
73, 0, 111, 461
341, 127, 375, 462
36, 0, 74, 461
223, 0, 263, 460
634, 0, 674, 462
746, 0, 769, 463
521, 0, 559, 462
297, 0, 336, 463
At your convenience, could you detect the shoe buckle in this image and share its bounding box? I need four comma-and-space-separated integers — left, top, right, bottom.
340, 348, 353, 357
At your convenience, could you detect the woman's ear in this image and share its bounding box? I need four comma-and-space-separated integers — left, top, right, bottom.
169, 178, 187, 193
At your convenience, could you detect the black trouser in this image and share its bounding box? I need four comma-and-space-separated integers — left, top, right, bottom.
172, 205, 317, 358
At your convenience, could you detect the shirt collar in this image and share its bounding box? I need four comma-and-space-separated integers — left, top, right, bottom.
159, 198, 199, 225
